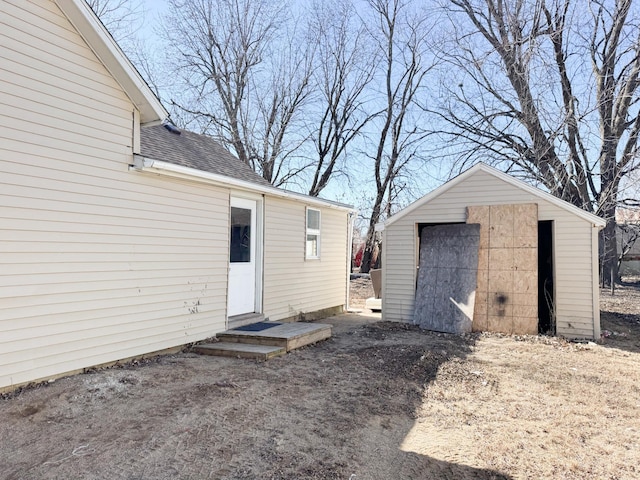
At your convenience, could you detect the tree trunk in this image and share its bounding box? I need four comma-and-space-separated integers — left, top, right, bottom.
601, 211, 619, 286
360, 248, 374, 274
360, 200, 383, 274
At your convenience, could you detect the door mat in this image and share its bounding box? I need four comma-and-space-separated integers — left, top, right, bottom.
233, 322, 282, 332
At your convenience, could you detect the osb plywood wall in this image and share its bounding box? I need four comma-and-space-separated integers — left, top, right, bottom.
414, 224, 480, 334
466, 204, 538, 335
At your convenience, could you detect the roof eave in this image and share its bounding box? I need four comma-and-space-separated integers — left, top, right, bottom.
477, 164, 607, 228
131, 155, 354, 211
55, 0, 167, 125
385, 163, 606, 229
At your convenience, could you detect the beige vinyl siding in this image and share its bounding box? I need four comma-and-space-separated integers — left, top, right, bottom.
263, 197, 348, 320
0, 1, 229, 389
383, 169, 599, 339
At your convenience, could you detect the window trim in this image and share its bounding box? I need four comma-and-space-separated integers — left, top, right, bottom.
306, 207, 321, 260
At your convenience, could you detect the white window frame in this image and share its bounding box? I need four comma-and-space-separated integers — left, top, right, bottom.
306, 207, 321, 260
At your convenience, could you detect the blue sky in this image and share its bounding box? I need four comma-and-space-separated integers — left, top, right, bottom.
126, 0, 447, 217
141, 0, 168, 40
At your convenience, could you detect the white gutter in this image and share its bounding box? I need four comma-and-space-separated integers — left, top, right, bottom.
345, 211, 357, 311
131, 155, 354, 212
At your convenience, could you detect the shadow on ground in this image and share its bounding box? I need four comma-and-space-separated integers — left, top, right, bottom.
301, 319, 512, 479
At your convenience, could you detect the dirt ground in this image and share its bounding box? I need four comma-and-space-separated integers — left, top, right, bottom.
2, 279, 640, 479
348, 275, 375, 309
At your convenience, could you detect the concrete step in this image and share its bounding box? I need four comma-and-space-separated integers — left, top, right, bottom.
365, 297, 382, 311
217, 322, 332, 352
192, 342, 286, 360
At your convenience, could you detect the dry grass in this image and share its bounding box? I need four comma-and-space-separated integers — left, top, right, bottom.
0, 279, 638, 479
408, 335, 640, 479
400, 280, 640, 479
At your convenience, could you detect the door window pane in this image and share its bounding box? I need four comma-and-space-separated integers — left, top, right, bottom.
230, 207, 251, 262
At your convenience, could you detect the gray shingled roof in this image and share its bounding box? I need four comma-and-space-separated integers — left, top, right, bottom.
140, 124, 272, 187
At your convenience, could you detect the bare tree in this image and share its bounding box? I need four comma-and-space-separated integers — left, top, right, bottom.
87, 0, 171, 105
359, 0, 433, 273
86, 0, 144, 45
305, 0, 377, 197
435, 0, 640, 283
161, 0, 313, 186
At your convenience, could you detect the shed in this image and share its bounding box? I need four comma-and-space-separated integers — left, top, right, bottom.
617, 221, 640, 276
380, 163, 606, 339
0, 0, 353, 391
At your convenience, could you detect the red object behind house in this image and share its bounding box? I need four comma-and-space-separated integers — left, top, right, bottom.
353, 244, 364, 267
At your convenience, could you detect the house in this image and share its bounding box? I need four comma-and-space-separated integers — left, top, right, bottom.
618, 225, 640, 276
378, 163, 605, 340
617, 208, 640, 276
0, 0, 353, 391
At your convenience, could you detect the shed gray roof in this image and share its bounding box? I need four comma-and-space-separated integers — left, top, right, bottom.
140, 124, 272, 187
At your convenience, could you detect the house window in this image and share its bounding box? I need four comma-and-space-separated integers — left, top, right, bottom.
306, 207, 321, 259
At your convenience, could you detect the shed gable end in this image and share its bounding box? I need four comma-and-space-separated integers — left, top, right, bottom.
382, 167, 601, 340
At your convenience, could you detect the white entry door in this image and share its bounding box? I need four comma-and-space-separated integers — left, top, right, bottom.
228, 197, 257, 317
